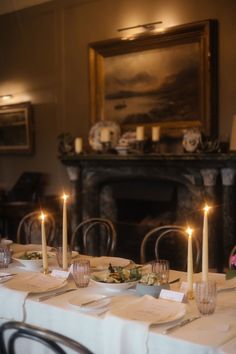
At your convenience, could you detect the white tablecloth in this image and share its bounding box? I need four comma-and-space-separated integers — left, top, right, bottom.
0, 260, 236, 354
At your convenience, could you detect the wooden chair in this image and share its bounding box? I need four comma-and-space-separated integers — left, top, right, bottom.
0, 320, 93, 354
71, 218, 117, 256
16, 211, 56, 246
140, 225, 201, 271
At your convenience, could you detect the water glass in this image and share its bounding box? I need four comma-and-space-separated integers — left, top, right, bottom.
56, 246, 72, 268
152, 259, 169, 283
195, 281, 217, 315
0, 246, 11, 268
72, 260, 90, 288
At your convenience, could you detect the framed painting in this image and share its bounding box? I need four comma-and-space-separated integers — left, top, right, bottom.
0, 102, 34, 154
89, 20, 218, 137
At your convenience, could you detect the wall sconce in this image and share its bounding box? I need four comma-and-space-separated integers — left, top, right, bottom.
118, 21, 163, 40
118, 21, 163, 33
0, 95, 13, 101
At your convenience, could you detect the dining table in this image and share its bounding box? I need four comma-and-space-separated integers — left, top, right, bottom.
0, 243, 236, 354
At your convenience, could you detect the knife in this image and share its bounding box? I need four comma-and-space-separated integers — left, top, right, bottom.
79, 295, 113, 307
37, 288, 77, 302
162, 315, 201, 334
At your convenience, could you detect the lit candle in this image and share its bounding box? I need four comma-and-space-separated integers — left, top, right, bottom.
75, 137, 83, 154
152, 126, 160, 142
40, 212, 48, 273
100, 127, 110, 142
202, 204, 211, 281
186, 227, 193, 294
62, 194, 69, 270
136, 126, 144, 141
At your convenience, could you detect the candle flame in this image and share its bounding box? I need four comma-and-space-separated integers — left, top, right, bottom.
62, 193, 69, 202
203, 204, 211, 214
186, 227, 193, 237
40, 212, 46, 221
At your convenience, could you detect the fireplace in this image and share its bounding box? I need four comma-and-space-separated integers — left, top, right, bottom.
60, 153, 236, 271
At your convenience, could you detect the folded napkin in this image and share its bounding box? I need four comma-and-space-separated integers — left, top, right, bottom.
4, 272, 66, 293
101, 295, 186, 354
0, 285, 28, 321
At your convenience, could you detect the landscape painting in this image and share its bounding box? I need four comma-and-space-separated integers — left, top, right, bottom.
89, 20, 217, 137
104, 42, 200, 127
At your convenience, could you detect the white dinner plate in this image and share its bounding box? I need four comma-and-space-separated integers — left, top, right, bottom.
110, 297, 186, 325
68, 293, 111, 312
3, 272, 67, 293
89, 256, 131, 270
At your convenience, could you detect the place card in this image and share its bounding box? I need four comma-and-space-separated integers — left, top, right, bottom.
51, 269, 70, 279
159, 289, 185, 303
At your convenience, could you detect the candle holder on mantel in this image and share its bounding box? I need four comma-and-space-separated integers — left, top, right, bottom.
135, 140, 145, 153
101, 141, 112, 153
152, 141, 160, 153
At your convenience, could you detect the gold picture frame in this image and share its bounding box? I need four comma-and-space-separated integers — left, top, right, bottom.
0, 102, 34, 154
89, 20, 218, 137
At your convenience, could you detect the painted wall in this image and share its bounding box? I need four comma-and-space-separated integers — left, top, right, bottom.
0, 0, 235, 195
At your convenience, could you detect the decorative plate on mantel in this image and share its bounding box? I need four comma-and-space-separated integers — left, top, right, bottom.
88, 121, 120, 151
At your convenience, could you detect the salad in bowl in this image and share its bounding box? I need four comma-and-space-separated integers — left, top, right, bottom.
91, 264, 142, 291
13, 251, 55, 270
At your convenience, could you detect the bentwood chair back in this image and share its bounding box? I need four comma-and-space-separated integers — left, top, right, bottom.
71, 218, 117, 256
0, 321, 94, 354
140, 225, 201, 271
16, 210, 56, 246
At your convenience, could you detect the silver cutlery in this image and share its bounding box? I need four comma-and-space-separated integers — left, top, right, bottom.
79, 295, 113, 307
162, 315, 201, 334
168, 278, 180, 285
0, 273, 17, 278
37, 288, 77, 302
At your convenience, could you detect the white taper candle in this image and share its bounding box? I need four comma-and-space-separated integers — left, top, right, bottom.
62, 194, 69, 270
40, 212, 48, 272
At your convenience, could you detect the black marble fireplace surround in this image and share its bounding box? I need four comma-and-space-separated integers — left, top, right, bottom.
60, 153, 236, 271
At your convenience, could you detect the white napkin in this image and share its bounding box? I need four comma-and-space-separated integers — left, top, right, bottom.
4, 272, 66, 293
101, 295, 186, 354
0, 285, 28, 321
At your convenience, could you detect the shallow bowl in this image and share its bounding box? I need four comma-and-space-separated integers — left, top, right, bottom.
13, 251, 55, 270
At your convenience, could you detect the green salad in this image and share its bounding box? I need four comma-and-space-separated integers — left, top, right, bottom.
20, 251, 43, 260
93, 264, 142, 283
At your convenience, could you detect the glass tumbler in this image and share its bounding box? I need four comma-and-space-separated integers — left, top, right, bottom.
0, 246, 11, 269
152, 259, 170, 283
72, 259, 90, 288
195, 281, 217, 315
56, 246, 72, 268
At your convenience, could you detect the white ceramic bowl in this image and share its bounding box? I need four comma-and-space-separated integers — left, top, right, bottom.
13, 251, 55, 270
91, 270, 138, 292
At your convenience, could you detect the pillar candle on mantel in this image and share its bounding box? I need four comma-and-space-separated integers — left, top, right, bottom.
136, 126, 144, 141
75, 137, 83, 154
152, 126, 160, 142
202, 204, 211, 282
100, 127, 110, 142
62, 194, 69, 270
186, 227, 193, 294
40, 212, 48, 273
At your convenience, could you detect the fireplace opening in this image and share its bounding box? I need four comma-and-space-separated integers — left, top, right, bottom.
102, 179, 182, 263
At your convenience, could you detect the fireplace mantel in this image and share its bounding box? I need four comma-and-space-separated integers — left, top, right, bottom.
60, 152, 236, 269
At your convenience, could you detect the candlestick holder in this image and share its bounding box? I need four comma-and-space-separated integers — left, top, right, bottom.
152, 141, 160, 153
187, 289, 194, 300
135, 140, 145, 153
101, 141, 111, 153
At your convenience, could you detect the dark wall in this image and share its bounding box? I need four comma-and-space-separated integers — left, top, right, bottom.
0, 0, 235, 195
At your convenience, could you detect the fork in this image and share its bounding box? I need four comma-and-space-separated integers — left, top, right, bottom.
37, 288, 77, 302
